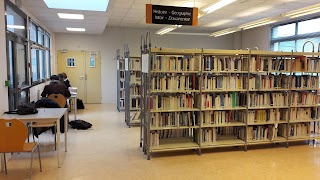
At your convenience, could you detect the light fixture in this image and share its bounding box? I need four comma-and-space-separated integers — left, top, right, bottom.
202, 0, 238, 14
58, 13, 84, 20
238, 18, 277, 30
235, 6, 273, 18
44, 0, 109, 11
210, 28, 240, 37
285, 4, 320, 18
7, 25, 25, 29
66, 27, 86, 32
204, 19, 233, 27
156, 25, 182, 35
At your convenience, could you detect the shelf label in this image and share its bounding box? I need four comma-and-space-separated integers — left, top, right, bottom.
142, 54, 149, 73
117, 60, 119, 70
146, 4, 198, 26
125, 58, 129, 71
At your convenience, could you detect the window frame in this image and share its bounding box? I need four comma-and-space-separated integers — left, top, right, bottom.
271, 16, 320, 52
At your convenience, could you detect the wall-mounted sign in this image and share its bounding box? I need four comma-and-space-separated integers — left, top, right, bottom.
67, 58, 75, 67
146, 4, 198, 26
89, 58, 96, 68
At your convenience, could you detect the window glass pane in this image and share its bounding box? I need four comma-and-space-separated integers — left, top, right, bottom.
298, 18, 320, 35
296, 37, 320, 52
8, 41, 14, 86
16, 44, 28, 87
45, 50, 51, 78
45, 34, 50, 48
272, 23, 296, 39
37, 27, 44, 45
30, 22, 37, 42
39, 50, 45, 79
19, 90, 28, 105
6, 5, 26, 37
31, 49, 39, 81
273, 41, 295, 52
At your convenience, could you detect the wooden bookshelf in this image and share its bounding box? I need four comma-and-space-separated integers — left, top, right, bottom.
141, 48, 320, 159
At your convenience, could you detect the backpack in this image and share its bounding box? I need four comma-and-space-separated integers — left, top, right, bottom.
69, 120, 92, 130
77, 99, 85, 109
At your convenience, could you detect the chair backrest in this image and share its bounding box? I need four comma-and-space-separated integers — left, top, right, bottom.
48, 94, 66, 108
0, 119, 28, 152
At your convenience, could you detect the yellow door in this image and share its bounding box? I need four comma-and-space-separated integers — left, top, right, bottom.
85, 51, 101, 103
57, 50, 101, 103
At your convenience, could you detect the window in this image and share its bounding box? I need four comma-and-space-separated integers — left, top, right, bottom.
271, 17, 320, 52
29, 22, 37, 42
5, 5, 26, 38
29, 19, 51, 83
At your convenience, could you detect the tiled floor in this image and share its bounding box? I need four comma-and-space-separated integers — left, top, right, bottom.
1, 104, 320, 180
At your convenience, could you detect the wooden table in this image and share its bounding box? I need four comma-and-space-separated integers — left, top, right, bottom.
1, 108, 68, 168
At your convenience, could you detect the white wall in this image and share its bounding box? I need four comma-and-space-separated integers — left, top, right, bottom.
56, 27, 234, 104
233, 26, 271, 51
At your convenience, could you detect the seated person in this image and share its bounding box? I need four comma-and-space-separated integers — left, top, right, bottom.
41, 75, 71, 98
61, 72, 71, 88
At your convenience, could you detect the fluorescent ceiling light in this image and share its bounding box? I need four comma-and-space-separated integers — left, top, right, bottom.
210, 28, 239, 37
7, 25, 25, 29
202, 0, 238, 14
204, 19, 233, 27
44, 0, 109, 11
58, 13, 84, 19
156, 25, 182, 35
66, 27, 86, 32
235, 6, 273, 18
285, 4, 320, 18
239, 18, 277, 30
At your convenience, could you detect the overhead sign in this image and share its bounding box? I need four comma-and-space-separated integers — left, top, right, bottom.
146, 4, 198, 26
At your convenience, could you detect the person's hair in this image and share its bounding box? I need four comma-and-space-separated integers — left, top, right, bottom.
58, 74, 63, 79
50, 75, 60, 81
61, 72, 67, 78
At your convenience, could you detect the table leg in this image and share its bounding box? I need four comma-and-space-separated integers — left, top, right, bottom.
65, 111, 68, 152
74, 97, 77, 120
56, 118, 61, 168
1, 154, 4, 172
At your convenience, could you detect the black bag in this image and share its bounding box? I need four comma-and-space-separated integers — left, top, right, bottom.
69, 120, 92, 130
17, 103, 38, 115
77, 99, 85, 109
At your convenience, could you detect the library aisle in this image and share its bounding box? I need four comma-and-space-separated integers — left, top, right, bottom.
1, 104, 320, 180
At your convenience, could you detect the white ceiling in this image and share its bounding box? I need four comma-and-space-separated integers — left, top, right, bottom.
21, 0, 320, 34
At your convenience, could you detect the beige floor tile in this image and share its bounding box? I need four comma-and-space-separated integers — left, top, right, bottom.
1, 104, 320, 180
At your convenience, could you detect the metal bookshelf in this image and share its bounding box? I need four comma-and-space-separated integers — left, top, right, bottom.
116, 49, 125, 112
124, 45, 142, 127
140, 47, 320, 160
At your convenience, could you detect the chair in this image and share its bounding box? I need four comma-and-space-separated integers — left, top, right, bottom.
0, 119, 42, 180
29, 94, 66, 150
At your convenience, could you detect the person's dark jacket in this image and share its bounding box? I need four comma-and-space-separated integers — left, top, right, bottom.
64, 78, 71, 88
41, 80, 71, 98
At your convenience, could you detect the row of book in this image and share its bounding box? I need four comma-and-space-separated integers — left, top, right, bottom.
130, 72, 141, 81
291, 75, 319, 89
150, 112, 198, 128
291, 92, 318, 106
201, 93, 246, 109
202, 56, 249, 72
130, 58, 141, 70
247, 125, 277, 141
130, 98, 140, 109
130, 86, 140, 96
151, 74, 198, 91
249, 93, 288, 107
250, 57, 290, 72
246, 109, 288, 124
150, 129, 193, 146
292, 57, 320, 72
248, 74, 289, 90
202, 111, 245, 125
290, 108, 319, 121
150, 95, 195, 110
278, 123, 310, 137
201, 128, 217, 143
202, 75, 246, 91
152, 56, 200, 72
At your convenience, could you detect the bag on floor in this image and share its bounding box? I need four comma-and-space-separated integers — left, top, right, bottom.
77, 99, 85, 109
69, 120, 92, 130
